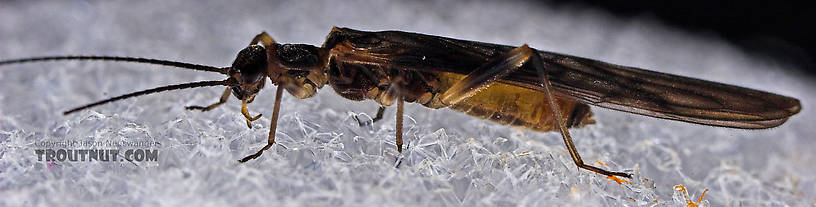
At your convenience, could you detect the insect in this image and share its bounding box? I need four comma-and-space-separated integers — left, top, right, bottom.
0, 27, 801, 179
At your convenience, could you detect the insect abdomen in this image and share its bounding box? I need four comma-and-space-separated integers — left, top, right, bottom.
436, 72, 595, 132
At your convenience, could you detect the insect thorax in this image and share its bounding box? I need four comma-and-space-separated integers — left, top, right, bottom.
270, 43, 329, 99
326, 58, 440, 107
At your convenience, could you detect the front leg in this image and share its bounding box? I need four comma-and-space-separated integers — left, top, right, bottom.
241, 98, 262, 129
185, 88, 231, 111
186, 87, 261, 129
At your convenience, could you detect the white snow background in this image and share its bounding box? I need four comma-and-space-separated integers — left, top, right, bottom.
1, 1, 814, 206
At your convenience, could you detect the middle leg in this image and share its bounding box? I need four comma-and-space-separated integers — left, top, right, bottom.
396, 96, 404, 153
239, 85, 284, 162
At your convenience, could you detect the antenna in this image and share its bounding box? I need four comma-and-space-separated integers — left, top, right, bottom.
0, 56, 228, 74
63, 79, 233, 115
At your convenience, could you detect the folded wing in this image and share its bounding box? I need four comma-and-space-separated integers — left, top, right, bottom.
501, 51, 801, 129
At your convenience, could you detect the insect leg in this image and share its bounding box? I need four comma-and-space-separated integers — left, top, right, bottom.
396, 96, 404, 153
355, 106, 387, 126
372, 106, 387, 123
529, 51, 632, 179
250, 32, 276, 47
438, 45, 533, 106
240, 99, 263, 129
239, 85, 285, 163
436, 44, 630, 178
374, 75, 407, 156
184, 88, 231, 111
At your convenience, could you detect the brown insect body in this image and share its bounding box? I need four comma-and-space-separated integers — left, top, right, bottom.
317, 28, 799, 129
272, 28, 597, 132
0, 27, 801, 179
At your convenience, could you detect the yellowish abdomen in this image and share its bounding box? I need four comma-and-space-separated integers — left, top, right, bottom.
431, 72, 595, 132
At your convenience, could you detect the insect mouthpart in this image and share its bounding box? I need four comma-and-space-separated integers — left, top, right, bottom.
230, 79, 265, 101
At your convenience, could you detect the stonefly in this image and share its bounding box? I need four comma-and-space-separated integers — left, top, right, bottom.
1, 27, 801, 179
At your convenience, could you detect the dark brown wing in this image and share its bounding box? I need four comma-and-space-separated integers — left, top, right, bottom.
325, 27, 801, 129
506, 52, 801, 129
